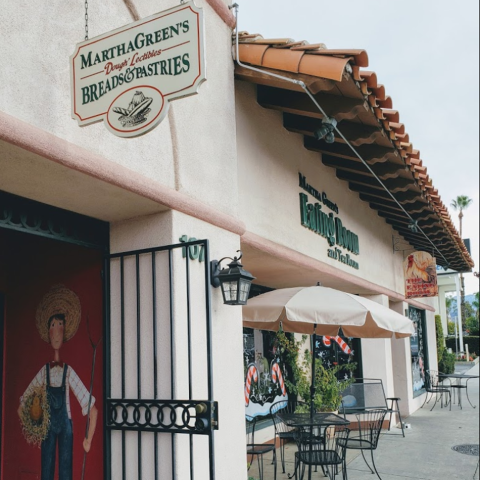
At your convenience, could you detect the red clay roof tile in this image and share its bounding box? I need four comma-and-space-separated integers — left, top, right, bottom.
263, 48, 304, 73
378, 96, 393, 109
358, 71, 378, 88
274, 41, 308, 49
390, 122, 405, 135
291, 43, 327, 51
382, 110, 400, 123
298, 54, 352, 82
309, 49, 369, 67
372, 84, 386, 100
238, 44, 270, 65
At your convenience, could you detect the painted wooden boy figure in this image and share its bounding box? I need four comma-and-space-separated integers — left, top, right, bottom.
18, 285, 98, 480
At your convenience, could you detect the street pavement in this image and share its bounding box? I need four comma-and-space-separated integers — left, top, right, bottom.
250, 363, 479, 480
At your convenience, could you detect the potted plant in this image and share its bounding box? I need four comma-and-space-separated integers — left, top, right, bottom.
276, 330, 356, 413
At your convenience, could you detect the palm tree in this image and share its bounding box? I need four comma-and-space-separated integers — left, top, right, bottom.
451, 195, 473, 329
445, 295, 455, 322
451, 195, 473, 238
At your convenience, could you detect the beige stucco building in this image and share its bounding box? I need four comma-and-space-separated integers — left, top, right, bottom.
0, 1, 474, 479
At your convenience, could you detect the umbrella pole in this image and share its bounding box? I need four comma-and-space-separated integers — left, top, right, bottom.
310, 327, 317, 418
308, 326, 317, 480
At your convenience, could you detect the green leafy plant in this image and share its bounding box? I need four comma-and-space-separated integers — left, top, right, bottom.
466, 316, 479, 336
435, 315, 445, 359
296, 351, 356, 412
447, 321, 456, 335
276, 330, 356, 412
445, 336, 479, 355
439, 350, 455, 374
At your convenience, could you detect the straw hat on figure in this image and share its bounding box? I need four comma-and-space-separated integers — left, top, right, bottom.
17, 285, 98, 480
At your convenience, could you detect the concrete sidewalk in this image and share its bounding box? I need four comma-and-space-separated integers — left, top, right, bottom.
251, 363, 479, 480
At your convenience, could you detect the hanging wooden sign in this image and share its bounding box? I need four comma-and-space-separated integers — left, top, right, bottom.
70, 2, 205, 138
404, 251, 438, 298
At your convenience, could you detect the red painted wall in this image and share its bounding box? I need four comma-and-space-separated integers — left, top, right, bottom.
1, 230, 104, 480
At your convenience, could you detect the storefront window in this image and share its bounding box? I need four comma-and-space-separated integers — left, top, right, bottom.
243, 328, 291, 419
409, 306, 428, 397
314, 332, 362, 380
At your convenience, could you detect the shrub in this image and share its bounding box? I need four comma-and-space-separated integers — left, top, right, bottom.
439, 351, 455, 374
435, 315, 445, 359
445, 336, 479, 355
466, 316, 479, 336
447, 322, 456, 335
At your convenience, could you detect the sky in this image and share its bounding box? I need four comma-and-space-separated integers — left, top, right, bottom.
235, 0, 480, 295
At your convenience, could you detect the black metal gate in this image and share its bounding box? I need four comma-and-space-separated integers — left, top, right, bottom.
104, 239, 218, 480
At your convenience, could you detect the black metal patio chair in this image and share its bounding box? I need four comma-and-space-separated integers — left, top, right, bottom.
293, 425, 350, 480
337, 409, 388, 480
422, 370, 451, 411
339, 378, 405, 436
339, 378, 388, 416
270, 399, 309, 473
246, 414, 277, 480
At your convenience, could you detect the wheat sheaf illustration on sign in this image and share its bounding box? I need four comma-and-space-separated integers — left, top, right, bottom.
112, 90, 153, 127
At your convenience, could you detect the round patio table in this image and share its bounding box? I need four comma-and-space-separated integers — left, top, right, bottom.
277, 412, 350, 480
278, 411, 350, 428
439, 374, 479, 409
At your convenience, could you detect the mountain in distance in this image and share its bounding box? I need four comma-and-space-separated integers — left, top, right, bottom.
448, 293, 477, 320
465, 293, 476, 305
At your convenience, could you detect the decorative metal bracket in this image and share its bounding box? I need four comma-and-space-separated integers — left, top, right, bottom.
106, 399, 219, 435
392, 235, 441, 258
392, 235, 416, 254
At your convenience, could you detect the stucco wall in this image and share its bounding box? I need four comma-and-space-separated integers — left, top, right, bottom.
360, 295, 395, 398
390, 298, 439, 416
0, 0, 238, 217
390, 301, 414, 416
235, 81, 406, 295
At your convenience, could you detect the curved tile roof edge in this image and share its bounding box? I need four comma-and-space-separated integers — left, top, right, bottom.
235, 32, 474, 269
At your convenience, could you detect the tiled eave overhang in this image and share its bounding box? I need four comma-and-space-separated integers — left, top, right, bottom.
234, 34, 474, 273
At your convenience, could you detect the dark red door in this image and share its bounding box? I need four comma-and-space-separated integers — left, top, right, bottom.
1, 230, 104, 480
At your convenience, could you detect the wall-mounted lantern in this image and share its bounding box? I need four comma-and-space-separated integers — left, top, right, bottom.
210, 251, 255, 305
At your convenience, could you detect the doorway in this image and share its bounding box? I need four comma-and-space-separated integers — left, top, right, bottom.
0, 227, 105, 480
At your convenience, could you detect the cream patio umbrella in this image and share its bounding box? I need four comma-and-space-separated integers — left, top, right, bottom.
243, 286, 414, 339
243, 285, 413, 415
243, 285, 414, 480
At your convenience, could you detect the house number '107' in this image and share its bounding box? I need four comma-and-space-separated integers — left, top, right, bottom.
179, 235, 205, 262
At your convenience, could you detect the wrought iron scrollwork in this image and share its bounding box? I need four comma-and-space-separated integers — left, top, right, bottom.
106, 399, 219, 435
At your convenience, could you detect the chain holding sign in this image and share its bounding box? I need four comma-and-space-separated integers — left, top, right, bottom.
70, 2, 206, 138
